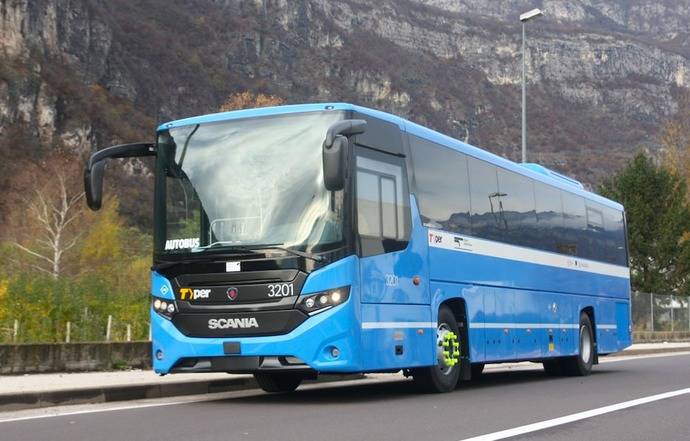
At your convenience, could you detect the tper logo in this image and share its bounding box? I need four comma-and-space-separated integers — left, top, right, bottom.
180, 288, 211, 300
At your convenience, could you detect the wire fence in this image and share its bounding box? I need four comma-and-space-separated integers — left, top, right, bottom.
0, 313, 150, 344
632, 292, 690, 333
1, 292, 688, 343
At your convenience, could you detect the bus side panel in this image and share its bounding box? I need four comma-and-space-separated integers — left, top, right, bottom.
513, 288, 547, 360
616, 301, 632, 348
484, 287, 516, 361
429, 282, 486, 363
360, 303, 435, 371
359, 196, 430, 305
594, 298, 618, 353
568, 296, 626, 355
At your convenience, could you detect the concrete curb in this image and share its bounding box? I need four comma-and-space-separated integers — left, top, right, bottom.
616, 346, 690, 357
0, 374, 362, 412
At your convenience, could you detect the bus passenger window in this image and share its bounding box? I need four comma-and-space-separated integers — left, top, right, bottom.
467, 157, 501, 242
410, 136, 471, 234
560, 191, 586, 256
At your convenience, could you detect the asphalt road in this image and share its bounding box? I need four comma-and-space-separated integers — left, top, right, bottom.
2, 352, 689, 441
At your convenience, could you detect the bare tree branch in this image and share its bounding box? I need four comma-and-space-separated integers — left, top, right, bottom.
63, 231, 84, 252
29, 263, 55, 277
14, 168, 86, 279
12, 242, 54, 265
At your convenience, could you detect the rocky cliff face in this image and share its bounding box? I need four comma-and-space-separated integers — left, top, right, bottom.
1, 0, 689, 185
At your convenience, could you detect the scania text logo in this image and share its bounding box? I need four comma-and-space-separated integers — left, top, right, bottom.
180, 288, 211, 300
208, 318, 259, 329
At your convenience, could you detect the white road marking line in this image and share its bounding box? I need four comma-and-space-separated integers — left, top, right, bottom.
458, 387, 690, 441
601, 351, 690, 363
0, 399, 201, 424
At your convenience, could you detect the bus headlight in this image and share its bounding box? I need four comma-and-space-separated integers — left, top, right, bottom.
152, 296, 177, 319
297, 286, 350, 315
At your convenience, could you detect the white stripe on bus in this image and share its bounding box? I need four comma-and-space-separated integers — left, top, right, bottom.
427, 229, 630, 279
361, 322, 436, 329
469, 322, 617, 330
362, 322, 618, 330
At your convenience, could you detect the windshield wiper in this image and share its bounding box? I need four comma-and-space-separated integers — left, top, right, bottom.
194, 242, 257, 251
249, 246, 324, 262
196, 242, 324, 262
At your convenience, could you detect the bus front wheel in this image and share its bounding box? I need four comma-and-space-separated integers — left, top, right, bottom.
412, 305, 461, 393
254, 372, 303, 393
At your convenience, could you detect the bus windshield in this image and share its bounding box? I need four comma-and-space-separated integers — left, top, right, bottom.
155, 110, 346, 256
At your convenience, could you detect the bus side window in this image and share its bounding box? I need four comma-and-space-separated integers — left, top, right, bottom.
409, 135, 471, 234
601, 204, 627, 266
534, 181, 564, 254
583, 203, 604, 261
355, 148, 411, 256
496, 168, 537, 248
560, 191, 586, 257
467, 157, 502, 242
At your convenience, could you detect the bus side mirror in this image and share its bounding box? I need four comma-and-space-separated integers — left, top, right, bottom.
322, 119, 367, 192
84, 142, 156, 211
323, 135, 348, 191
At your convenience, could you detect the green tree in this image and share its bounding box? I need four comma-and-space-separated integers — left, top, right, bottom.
600, 153, 690, 294
660, 90, 690, 196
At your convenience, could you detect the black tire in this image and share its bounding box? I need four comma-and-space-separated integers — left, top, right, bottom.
253, 372, 303, 393
561, 313, 595, 376
470, 363, 485, 379
412, 306, 461, 393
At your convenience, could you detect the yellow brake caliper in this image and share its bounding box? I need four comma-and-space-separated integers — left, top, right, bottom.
442, 331, 460, 367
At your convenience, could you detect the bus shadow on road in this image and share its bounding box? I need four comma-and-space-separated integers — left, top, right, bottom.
459, 367, 617, 392
215, 367, 617, 405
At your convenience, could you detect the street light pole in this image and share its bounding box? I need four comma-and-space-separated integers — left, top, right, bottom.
519, 8, 543, 163
522, 21, 526, 163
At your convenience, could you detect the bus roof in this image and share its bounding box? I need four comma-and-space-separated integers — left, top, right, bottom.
158, 103, 623, 211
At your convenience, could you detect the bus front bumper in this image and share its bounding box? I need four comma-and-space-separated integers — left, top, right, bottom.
151, 300, 361, 375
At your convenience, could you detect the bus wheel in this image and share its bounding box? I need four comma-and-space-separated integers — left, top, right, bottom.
253, 372, 303, 393
562, 313, 595, 376
412, 306, 461, 393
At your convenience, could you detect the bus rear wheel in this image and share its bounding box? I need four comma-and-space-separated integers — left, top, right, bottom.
253, 372, 303, 393
412, 306, 461, 393
560, 313, 595, 376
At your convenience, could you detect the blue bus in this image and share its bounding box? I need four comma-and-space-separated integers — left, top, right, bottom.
84, 103, 630, 393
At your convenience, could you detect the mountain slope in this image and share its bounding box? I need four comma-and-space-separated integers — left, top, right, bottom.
1, 0, 688, 190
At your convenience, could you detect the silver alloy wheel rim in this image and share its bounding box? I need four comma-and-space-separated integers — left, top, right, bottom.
580, 325, 592, 364
436, 323, 454, 376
